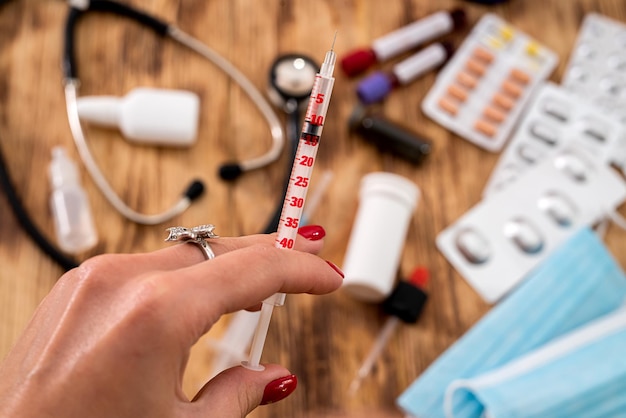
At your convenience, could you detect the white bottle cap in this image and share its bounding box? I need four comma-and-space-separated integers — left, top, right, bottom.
49, 147, 80, 189
341, 172, 420, 302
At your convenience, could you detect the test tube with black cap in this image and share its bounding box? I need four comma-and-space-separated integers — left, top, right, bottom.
348, 106, 432, 164
356, 42, 454, 105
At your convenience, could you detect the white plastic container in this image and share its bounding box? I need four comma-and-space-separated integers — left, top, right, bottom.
76, 87, 200, 146
342, 172, 420, 302
49, 147, 98, 254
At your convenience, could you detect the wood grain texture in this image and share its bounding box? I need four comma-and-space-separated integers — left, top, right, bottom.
1, 1, 625, 417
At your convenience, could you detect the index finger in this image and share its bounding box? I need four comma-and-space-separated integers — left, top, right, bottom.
112, 225, 327, 274
160, 241, 343, 339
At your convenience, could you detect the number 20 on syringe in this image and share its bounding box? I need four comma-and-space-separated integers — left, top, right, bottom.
276, 84, 333, 250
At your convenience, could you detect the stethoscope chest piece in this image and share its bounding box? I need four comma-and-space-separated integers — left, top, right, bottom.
268, 54, 319, 114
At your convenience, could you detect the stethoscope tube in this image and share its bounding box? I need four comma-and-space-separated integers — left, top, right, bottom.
63, 0, 286, 225
261, 106, 301, 234
63, 1, 169, 80
0, 141, 79, 271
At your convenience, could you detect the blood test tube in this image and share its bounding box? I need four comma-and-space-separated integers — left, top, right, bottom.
349, 106, 432, 164
340, 8, 466, 77
356, 42, 454, 104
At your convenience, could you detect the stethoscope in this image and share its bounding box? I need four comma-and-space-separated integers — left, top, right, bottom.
262, 54, 319, 234
64, 0, 287, 225
0, 0, 317, 270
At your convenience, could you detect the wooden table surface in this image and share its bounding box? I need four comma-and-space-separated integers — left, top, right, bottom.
2, 1, 626, 417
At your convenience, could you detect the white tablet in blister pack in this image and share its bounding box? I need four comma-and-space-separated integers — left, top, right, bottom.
437, 145, 626, 303
422, 14, 558, 152
563, 13, 626, 125
483, 82, 626, 196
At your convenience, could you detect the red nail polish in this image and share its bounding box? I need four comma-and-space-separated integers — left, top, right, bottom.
326, 260, 345, 278
298, 225, 326, 241
260, 374, 298, 405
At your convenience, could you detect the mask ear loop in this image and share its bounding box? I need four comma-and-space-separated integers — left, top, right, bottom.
63, 0, 285, 224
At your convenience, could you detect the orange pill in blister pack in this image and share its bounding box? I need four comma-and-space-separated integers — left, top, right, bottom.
456, 71, 478, 89
509, 68, 531, 85
438, 97, 459, 116
483, 106, 506, 123
447, 84, 468, 102
472, 46, 495, 64
475, 119, 497, 137
492, 92, 515, 111
421, 14, 559, 153
466, 59, 487, 76
501, 80, 523, 98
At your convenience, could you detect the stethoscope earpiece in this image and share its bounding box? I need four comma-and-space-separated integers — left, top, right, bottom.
218, 163, 243, 181
220, 54, 319, 184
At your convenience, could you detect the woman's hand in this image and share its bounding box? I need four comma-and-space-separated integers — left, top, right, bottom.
0, 225, 343, 418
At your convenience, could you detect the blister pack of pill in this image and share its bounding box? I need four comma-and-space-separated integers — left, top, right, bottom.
437, 145, 626, 303
482, 82, 626, 196
562, 13, 626, 125
422, 14, 558, 152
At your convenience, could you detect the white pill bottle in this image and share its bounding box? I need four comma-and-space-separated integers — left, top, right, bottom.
342, 172, 420, 302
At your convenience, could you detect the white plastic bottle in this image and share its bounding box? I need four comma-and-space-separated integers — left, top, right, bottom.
342, 172, 420, 302
48, 147, 98, 254
75, 88, 200, 146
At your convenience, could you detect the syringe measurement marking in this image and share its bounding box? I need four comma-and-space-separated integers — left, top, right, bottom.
275, 135, 320, 248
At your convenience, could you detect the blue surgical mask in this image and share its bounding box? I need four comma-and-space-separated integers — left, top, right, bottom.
443, 307, 626, 418
397, 227, 626, 418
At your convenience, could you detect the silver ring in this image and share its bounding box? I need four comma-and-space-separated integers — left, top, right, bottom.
165, 225, 219, 260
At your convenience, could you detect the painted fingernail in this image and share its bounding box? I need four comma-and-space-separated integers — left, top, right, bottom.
298, 225, 326, 241
260, 374, 298, 405
326, 260, 345, 278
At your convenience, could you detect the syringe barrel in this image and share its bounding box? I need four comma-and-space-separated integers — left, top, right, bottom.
304, 75, 335, 137
246, 45, 337, 372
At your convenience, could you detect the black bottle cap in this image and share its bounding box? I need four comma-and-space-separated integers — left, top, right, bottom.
382, 267, 429, 323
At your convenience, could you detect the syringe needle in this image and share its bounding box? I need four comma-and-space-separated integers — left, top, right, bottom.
331, 30, 338, 51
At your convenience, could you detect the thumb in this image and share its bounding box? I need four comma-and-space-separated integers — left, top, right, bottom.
190, 364, 298, 417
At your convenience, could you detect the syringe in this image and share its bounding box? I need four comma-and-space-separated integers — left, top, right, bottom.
242, 35, 337, 371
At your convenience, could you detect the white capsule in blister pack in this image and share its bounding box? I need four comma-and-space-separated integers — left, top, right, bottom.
342, 173, 420, 303
483, 82, 626, 196
563, 13, 626, 126
422, 14, 558, 152
437, 145, 626, 303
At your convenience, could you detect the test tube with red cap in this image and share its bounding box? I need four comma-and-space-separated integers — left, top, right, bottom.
348, 267, 430, 394
340, 8, 466, 77
356, 42, 454, 104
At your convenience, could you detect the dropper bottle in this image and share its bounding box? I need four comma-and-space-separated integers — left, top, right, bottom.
48, 146, 98, 254
348, 266, 429, 394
